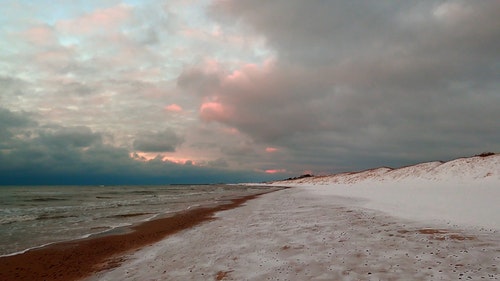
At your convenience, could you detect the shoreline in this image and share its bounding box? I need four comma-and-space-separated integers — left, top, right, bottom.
87, 186, 500, 280
0, 189, 278, 281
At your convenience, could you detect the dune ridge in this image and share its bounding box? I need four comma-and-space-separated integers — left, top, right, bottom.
276, 153, 499, 185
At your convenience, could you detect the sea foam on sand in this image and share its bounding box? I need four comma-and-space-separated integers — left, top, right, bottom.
89, 155, 499, 280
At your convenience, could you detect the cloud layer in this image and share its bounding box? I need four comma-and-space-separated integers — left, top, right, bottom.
0, 1, 498, 184
203, 0, 500, 169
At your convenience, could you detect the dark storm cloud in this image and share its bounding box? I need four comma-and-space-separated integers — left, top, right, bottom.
0, 108, 35, 132
190, 0, 500, 172
133, 129, 184, 152
211, 1, 406, 64
37, 126, 103, 148
0, 108, 37, 152
212, 1, 500, 63
0, 107, 273, 185
0, 115, 121, 174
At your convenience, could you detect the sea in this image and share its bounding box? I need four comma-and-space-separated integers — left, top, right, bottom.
0, 184, 275, 257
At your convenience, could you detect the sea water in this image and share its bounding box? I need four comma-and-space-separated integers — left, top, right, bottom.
0, 184, 271, 256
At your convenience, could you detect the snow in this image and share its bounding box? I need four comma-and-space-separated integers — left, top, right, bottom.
87, 154, 500, 280
275, 154, 500, 230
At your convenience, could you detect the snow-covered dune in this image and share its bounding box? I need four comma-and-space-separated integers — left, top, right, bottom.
273, 154, 500, 230
277, 154, 499, 185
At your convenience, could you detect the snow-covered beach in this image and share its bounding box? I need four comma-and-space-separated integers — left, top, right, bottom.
89, 154, 499, 280
275, 153, 500, 231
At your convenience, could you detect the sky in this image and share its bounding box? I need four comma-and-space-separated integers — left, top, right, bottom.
1, 0, 499, 185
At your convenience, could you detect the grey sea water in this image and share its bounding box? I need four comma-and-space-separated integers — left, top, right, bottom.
0, 184, 272, 256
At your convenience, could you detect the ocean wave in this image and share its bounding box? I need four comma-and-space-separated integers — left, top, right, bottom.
128, 190, 158, 195
105, 212, 154, 219
0, 184, 256, 256
26, 197, 67, 202
36, 214, 78, 221
0, 214, 38, 225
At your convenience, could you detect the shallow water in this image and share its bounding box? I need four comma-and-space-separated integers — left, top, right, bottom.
0, 184, 271, 256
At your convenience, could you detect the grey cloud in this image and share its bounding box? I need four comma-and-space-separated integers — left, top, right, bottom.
206, 158, 229, 168
0, 107, 272, 184
0, 76, 28, 96
178, 62, 327, 141
1, 1, 498, 181
133, 129, 184, 152
221, 141, 256, 157
211, 1, 410, 64
197, 0, 500, 172
38, 126, 103, 148
0, 118, 109, 173
0, 108, 37, 149
212, 1, 500, 64
0, 108, 35, 131
125, 3, 177, 46
177, 66, 222, 94
57, 81, 95, 96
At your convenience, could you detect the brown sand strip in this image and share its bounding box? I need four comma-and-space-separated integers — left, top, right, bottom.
0, 192, 270, 281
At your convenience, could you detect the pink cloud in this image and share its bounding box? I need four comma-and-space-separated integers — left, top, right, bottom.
33, 48, 75, 73
200, 101, 232, 122
181, 58, 316, 141
265, 169, 286, 174
164, 157, 197, 166
35, 50, 71, 64
223, 127, 240, 135
265, 147, 278, 153
56, 4, 131, 35
24, 25, 57, 46
131, 153, 198, 166
165, 104, 183, 113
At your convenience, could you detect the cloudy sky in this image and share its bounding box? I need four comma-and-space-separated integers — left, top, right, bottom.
1, 0, 499, 185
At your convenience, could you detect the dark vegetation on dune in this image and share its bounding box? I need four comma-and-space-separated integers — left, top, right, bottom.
283, 174, 314, 181
477, 152, 496, 157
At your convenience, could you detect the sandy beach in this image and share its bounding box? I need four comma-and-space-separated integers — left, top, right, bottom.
1, 185, 499, 280
0, 193, 270, 281
87, 186, 499, 281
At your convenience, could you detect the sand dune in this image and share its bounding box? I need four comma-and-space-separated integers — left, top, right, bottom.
273, 154, 500, 230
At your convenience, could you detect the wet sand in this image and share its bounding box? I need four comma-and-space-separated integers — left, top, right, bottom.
0, 192, 271, 281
